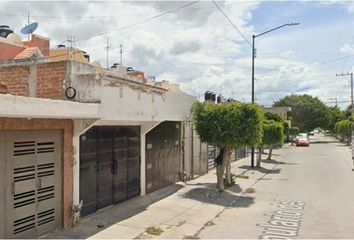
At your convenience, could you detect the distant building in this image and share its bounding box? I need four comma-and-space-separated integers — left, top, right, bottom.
263, 106, 292, 127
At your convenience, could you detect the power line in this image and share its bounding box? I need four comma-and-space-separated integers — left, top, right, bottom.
76, 1, 200, 42
212, 1, 252, 47
0, 1, 257, 20
340, 36, 354, 73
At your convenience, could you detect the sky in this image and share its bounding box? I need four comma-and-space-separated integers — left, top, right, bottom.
1, 0, 354, 108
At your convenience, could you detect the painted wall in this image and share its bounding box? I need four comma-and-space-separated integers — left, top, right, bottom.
100, 85, 196, 122
0, 94, 99, 119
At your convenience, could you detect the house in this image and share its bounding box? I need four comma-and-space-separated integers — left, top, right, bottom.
0, 28, 207, 238
263, 106, 292, 127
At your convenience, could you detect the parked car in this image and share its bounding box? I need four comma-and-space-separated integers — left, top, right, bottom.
324, 130, 331, 136
295, 135, 310, 147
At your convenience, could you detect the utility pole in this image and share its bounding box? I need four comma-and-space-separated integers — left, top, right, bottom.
250, 22, 299, 168
106, 37, 109, 69
120, 44, 123, 65
329, 97, 338, 107
251, 35, 255, 168
27, 12, 30, 41
336, 72, 353, 113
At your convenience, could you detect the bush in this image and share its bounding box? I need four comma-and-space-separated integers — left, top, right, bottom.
335, 120, 353, 142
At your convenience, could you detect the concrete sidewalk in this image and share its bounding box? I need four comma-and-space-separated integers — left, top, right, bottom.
46, 150, 282, 239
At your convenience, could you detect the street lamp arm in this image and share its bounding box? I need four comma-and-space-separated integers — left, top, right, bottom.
254, 23, 300, 38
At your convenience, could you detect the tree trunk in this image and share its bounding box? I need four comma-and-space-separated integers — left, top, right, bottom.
225, 149, 232, 185
268, 145, 273, 160
216, 164, 224, 191
257, 147, 262, 168
216, 148, 231, 191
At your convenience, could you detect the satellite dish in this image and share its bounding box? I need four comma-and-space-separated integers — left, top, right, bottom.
21, 22, 38, 35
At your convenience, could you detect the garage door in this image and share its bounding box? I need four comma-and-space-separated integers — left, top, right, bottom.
80, 126, 140, 217
146, 122, 181, 193
2, 130, 62, 239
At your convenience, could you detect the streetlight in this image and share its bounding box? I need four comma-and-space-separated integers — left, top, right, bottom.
250, 22, 300, 168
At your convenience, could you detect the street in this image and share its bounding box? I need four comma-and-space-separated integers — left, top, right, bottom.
47, 134, 354, 239
199, 134, 354, 239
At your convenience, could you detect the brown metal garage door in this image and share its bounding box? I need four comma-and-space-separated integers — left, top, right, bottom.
80, 126, 140, 217
146, 121, 181, 194
1, 130, 62, 239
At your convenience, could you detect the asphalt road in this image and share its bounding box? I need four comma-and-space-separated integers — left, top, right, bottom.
199, 134, 354, 239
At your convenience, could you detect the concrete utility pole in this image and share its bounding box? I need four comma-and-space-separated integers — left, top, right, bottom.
328, 97, 338, 107
250, 22, 299, 168
336, 73, 353, 113
106, 37, 110, 69
120, 44, 123, 65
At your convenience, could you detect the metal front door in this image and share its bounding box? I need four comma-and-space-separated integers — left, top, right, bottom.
112, 127, 140, 203
79, 127, 98, 217
146, 122, 181, 194
97, 127, 113, 209
5, 130, 62, 239
80, 126, 140, 217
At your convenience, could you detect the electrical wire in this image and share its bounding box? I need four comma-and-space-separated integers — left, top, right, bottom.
340, 36, 354, 73
212, 0, 252, 47
75, 1, 200, 42
0, 1, 257, 20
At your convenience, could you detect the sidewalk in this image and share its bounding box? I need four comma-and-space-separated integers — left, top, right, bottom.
46, 152, 282, 239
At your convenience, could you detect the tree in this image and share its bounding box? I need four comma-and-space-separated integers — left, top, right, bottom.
192, 101, 264, 191
289, 127, 299, 145
290, 127, 299, 136
335, 120, 353, 143
273, 94, 331, 132
264, 112, 283, 122
282, 121, 290, 142
264, 111, 289, 141
257, 120, 284, 166
344, 104, 354, 118
327, 106, 345, 131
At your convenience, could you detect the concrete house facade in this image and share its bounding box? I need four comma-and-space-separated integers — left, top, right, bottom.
0, 29, 208, 238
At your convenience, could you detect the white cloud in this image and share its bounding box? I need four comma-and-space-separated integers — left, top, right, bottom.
340, 43, 354, 55
1, 1, 353, 109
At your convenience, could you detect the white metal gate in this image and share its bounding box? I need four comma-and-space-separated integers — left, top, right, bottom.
2, 130, 62, 239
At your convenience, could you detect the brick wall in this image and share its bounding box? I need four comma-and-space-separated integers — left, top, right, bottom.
0, 118, 74, 229
0, 65, 29, 96
37, 61, 67, 99
0, 61, 67, 99
23, 34, 50, 56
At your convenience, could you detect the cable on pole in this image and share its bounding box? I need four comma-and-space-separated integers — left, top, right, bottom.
212, 0, 252, 47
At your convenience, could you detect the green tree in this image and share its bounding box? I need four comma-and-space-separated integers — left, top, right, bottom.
192, 101, 264, 191
264, 111, 290, 141
273, 94, 331, 132
264, 112, 283, 122
344, 104, 354, 118
327, 106, 345, 131
289, 127, 300, 145
257, 120, 284, 167
335, 120, 353, 143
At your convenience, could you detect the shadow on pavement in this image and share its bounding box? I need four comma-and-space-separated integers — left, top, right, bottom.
182, 187, 254, 208
185, 182, 216, 188
46, 184, 184, 239
335, 143, 351, 147
310, 140, 338, 144
261, 158, 298, 165
238, 165, 281, 174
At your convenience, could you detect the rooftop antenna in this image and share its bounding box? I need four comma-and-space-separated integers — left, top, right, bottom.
120, 44, 123, 65
27, 12, 29, 40
105, 37, 109, 69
